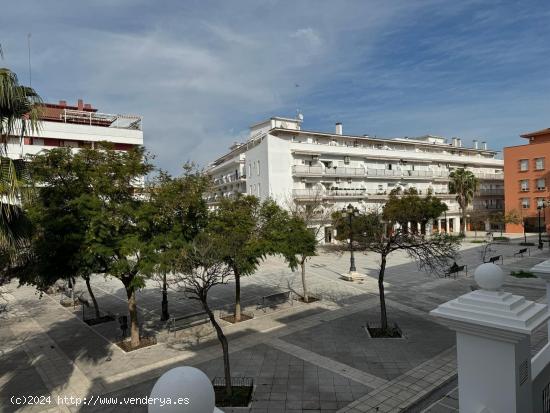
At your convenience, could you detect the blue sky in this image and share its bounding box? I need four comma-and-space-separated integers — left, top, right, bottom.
2, 1, 550, 173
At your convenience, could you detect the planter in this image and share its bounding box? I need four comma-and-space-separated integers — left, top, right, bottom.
212, 377, 254, 407
365, 322, 404, 339
297, 295, 319, 304
84, 314, 115, 326
115, 336, 157, 352
220, 312, 254, 324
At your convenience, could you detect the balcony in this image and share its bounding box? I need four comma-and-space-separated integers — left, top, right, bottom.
60, 109, 142, 130
291, 165, 503, 182
292, 188, 367, 200
475, 172, 504, 180
476, 189, 504, 196
292, 188, 456, 201
212, 174, 245, 186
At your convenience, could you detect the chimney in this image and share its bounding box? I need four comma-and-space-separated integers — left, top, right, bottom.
77, 99, 84, 110
335, 122, 342, 135
473, 139, 478, 149
482, 141, 487, 150
457, 138, 462, 147
451, 137, 458, 147
84, 103, 92, 110
59, 100, 67, 107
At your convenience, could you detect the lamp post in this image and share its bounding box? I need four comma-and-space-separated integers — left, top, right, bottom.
538, 199, 547, 250
341, 203, 359, 273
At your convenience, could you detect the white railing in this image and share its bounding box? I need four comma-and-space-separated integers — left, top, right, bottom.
291, 165, 503, 181
475, 172, 504, 180
61, 109, 142, 130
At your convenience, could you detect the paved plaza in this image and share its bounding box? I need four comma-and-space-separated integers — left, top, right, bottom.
1, 236, 549, 412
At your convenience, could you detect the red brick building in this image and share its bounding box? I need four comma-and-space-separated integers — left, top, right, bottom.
504, 128, 550, 233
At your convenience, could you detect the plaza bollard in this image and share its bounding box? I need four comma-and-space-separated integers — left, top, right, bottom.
149, 366, 222, 413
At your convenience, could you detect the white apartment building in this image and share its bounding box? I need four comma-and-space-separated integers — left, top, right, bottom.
207, 115, 504, 241
5, 99, 143, 159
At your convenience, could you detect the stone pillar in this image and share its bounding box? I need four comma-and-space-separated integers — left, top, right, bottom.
454, 217, 460, 234
445, 219, 450, 233
530, 260, 550, 339
431, 263, 548, 413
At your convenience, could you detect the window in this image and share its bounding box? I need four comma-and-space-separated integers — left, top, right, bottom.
257, 160, 260, 176
248, 164, 251, 176
344, 156, 350, 164
535, 158, 545, 170
257, 183, 261, 196
521, 198, 530, 209
537, 197, 546, 208
537, 178, 546, 191
519, 159, 529, 171
520, 180, 529, 191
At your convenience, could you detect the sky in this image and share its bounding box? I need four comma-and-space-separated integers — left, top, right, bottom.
2, 0, 550, 173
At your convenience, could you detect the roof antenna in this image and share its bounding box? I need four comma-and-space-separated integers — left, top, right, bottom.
27, 33, 32, 87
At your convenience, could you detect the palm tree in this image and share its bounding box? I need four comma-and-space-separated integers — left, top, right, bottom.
0, 65, 42, 257
448, 169, 479, 236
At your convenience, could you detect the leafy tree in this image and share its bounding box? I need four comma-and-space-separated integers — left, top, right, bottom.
207, 195, 267, 322
448, 169, 479, 236
173, 235, 234, 396
333, 193, 459, 333
468, 209, 489, 239
21, 148, 105, 317
488, 211, 505, 236
145, 166, 210, 321
383, 187, 447, 234
505, 209, 526, 243
81, 145, 154, 347
0, 66, 41, 271
285, 194, 332, 302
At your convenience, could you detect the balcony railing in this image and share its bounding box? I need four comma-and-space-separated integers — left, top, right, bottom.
61, 109, 142, 130
293, 189, 456, 200
476, 189, 504, 196
213, 174, 245, 186
291, 165, 503, 182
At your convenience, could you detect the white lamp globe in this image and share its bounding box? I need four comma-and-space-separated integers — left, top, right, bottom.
474, 263, 504, 291
149, 366, 215, 413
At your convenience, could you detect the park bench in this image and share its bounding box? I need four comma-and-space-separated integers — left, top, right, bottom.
485, 255, 503, 265
257, 291, 293, 313
513, 248, 530, 258
445, 264, 468, 279
168, 312, 210, 334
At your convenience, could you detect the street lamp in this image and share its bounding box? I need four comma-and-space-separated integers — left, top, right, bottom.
537, 199, 547, 249
341, 203, 360, 273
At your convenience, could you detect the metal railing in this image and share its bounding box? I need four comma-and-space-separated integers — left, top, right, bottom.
61, 109, 142, 130
291, 165, 503, 181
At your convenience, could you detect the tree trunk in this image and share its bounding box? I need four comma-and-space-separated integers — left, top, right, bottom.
233, 268, 241, 322
126, 286, 140, 348
203, 298, 232, 397
161, 272, 169, 322
84, 275, 100, 319
378, 254, 388, 331
300, 258, 308, 303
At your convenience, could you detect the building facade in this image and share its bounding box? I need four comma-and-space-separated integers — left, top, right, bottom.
5, 99, 143, 160
504, 128, 550, 233
207, 116, 504, 239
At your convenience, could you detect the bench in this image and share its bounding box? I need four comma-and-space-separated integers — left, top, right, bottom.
514, 248, 530, 258
257, 291, 293, 313
168, 312, 210, 334
445, 264, 468, 279
485, 255, 503, 265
